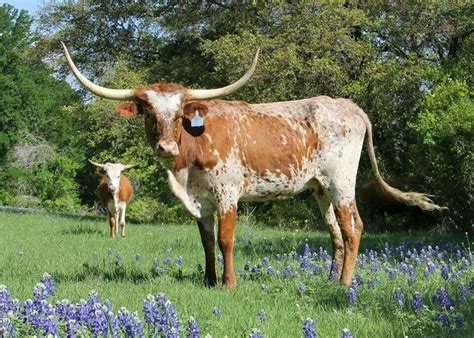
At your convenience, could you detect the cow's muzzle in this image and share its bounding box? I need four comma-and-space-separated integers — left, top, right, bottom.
156, 140, 179, 158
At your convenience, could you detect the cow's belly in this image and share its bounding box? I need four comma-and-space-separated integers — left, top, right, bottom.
240, 170, 316, 202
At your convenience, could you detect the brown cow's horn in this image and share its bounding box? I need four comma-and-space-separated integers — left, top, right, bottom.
122, 164, 138, 170
61, 42, 135, 100
88, 159, 105, 169
187, 48, 260, 100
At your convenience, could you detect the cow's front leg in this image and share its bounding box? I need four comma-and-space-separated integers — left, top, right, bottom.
197, 207, 217, 287
108, 212, 116, 238
118, 202, 127, 238
218, 205, 237, 289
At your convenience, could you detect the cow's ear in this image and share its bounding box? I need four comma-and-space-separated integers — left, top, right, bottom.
183, 101, 209, 120
116, 102, 140, 118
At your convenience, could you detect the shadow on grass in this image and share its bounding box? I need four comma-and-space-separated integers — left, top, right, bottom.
60, 225, 104, 236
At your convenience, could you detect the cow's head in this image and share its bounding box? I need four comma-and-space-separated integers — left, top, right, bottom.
63, 42, 259, 159
89, 160, 136, 194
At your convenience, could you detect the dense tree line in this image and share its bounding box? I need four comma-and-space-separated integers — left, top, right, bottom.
0, 2, 472, 231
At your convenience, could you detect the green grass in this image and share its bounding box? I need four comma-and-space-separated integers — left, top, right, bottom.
0, 210, 472, 337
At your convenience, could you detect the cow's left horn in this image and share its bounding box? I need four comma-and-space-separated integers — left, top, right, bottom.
61, 42, 136, 100
187, 48, 260, 100
122, 164, 138, 170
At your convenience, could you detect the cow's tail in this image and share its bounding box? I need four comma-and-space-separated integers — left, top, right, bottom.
360, 112, 447, 212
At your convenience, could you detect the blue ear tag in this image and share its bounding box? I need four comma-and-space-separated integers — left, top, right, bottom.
191, 110, 204, 127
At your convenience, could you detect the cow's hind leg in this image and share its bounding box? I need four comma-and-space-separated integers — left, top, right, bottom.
197, 203, 217, 287
314, 188, 344, 281
218, 205, 238, 289
336, 201, 364, 286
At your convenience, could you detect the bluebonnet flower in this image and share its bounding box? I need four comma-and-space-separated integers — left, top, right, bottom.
152, 258, 159, 267
394, 288, 405, 308
186, 316, 200, 338
257, 310, 266, 322
455, 314, 464, 328
115, 253, 122, 263
434, 313, 450, 327
0, 285, 19, 315
163, 257, 172, 266
262, 257, 270, 268
440, 264, 450, 280
261, 284, 269, 292
283, 266, 293, 279
432, 288, 453, 310
329, 262, 339, 281
424, 259, 436, 277
303, 318, 317, 338
143, 293, 180, 337
117, 307, 144, 337
459, 283, 469, 304
297, 284, 306, 295
249, 328, 263, 338
347, 286, 357, 305
304, 243, 312, 257
155, 267, 165, 276
176, 256, 184, 267
212, 306, 221, 317
217, 255, 224, 265
370, 259, 381, 273
244, 261, 251, 271
341, 328, 353, 338
40, 273, 55, 298
412, 292, 423, 312
55, 299, 75, 321
367, 279, 376, 289
135, 254, 141, 262
65, 319, 80, 337
107, 248, 113, 257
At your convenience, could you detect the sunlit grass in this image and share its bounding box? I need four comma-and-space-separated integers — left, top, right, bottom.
0, 210, 472, 337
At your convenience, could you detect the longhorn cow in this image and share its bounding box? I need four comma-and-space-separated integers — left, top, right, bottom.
63, 43, 444, 288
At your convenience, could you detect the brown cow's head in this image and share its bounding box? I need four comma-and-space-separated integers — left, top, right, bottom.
62, 42, 259, 159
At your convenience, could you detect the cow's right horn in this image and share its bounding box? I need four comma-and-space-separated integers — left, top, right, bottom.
88, 159, 105, 169
61, 42, 135, 100
187, 48, 260, 100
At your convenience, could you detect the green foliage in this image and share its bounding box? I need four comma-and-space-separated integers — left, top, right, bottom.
127, 197, 190, 224
410, 79, 473, 230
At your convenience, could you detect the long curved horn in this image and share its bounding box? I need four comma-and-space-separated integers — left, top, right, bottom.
122, 164, 138, 170
61, 42, 135, 100
187, 48, 260, 100
88, 159, 105, 169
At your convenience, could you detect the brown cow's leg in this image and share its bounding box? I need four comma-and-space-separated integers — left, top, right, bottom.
337, 201, 364, 286
218, 205, 237, 289
197, 211, 217, 287
108, 213, 116, 238
314, 190, 344, 281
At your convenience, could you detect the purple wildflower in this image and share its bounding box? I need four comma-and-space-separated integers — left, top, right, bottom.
434, 313, 450, 327
257, 310, 266, 322
440, 264, 450, 280
432, 288, 454, 310
341, 328, 353, 338
163, 257, 172, 266
143, 293, 180, 337
262, 257, 270, 268
176, 256, 184, 267
348, 286, 357, 305
40, 273, 55, 298
249, 328, 263, 338
297, 284, 306, 295
107, 248, 113, 257
261, 284, 269, 292
412, 292, 423, 312
459, 283, 469, 304
186, 316, 200, 338
303, 318, 317, 338
152, 258, 159, 267
135, 254, 141, 262
395, 288, 405, 308
217, 255, 224, 265
455, 314, 464, 328
212, 306, 221, 317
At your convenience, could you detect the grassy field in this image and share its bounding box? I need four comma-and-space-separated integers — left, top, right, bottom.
0, 210, 472, 337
